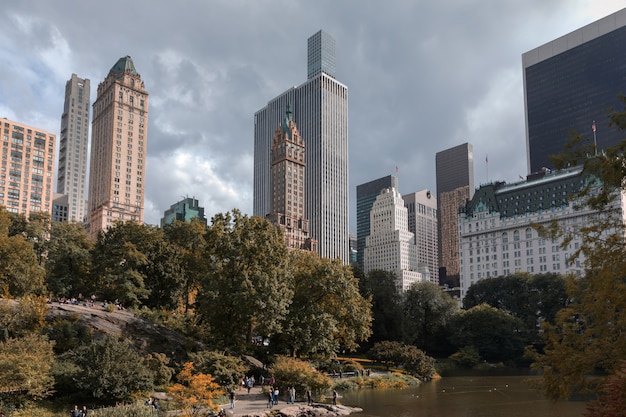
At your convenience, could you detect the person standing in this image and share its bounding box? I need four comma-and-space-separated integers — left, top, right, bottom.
332, 389, 338, 405
70, 405, 80, 417
229, 390, 236, 409
307, 389, 312, 406
81, 405, 88, 416
290, 386, 296, 404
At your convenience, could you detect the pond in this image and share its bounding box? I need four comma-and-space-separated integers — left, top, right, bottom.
340, 375, 587, 417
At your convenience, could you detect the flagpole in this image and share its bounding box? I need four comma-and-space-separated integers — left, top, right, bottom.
485, 155, 489, 183
592, 120, 597, 156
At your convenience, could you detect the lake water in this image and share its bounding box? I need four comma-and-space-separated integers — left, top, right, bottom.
340, 375, 587, 417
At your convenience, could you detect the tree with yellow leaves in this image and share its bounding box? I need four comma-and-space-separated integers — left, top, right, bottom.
168, 362, 223, 416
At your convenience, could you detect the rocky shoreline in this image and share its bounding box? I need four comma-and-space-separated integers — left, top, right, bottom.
228, 403, 362, 417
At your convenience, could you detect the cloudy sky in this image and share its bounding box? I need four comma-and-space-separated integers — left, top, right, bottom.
1, 1, 624, 230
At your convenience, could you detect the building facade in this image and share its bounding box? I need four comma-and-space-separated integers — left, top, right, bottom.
87, 56, 148, 239
403, 190, 438, 284
364, 187, 425, 292
457, 166, 624, 301
254, 30, 349, 262
0, 118, 56, 217
266, 105, 317, 252
356, 175, 399, 270
435, 143, 474, 286
52, 193, 69, 223
57, 74, 90, 223
523, 8, 626, 174
160, 197, 207, 227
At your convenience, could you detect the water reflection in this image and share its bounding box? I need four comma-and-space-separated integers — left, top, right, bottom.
340, 375, 586, 417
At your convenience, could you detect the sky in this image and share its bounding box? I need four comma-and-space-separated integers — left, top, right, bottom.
1, 1, 624, 232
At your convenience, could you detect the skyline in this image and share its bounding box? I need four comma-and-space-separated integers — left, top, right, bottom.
1, 1, 624, 232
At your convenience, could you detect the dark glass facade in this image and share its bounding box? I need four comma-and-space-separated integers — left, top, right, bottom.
525, 24, 626, 174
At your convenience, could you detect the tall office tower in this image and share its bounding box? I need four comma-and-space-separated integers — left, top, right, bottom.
523, 8, 626, 174
87, 56, 148, 239
403, 190, 438, 284
160, 197, 207, 227
435, 143, 474, 287
356, 175, 399, 271
266, 105, 317, 252
0, 118, 56, 217
254, 30, 349, 261
364, 187, 424, 292
57, 74, 90, 223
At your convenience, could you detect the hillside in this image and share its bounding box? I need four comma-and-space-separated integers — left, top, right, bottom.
46, 302, 197, 361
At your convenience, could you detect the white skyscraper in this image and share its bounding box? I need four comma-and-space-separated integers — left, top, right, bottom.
254, 30, 349, 262
365, 187, 424, 292
57, 74, 90, 223
403, 190, 438, 284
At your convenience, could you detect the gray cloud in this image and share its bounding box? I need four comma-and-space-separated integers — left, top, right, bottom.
0, 0, 623, 229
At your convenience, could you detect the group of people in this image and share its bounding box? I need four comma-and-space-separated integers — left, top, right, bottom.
70, 405, 88, 417
145, 397, 159, 411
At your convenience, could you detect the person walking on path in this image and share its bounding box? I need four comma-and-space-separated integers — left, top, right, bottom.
307, 389, 312, 406
268, 389, 274, 408
229, 389, 236, 409
332, 389, 338, 405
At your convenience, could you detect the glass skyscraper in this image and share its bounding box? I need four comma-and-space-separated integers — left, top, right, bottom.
523, 8, 626, 174
254, 30, 349, 262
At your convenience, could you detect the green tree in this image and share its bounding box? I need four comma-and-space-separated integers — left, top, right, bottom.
0, 296, 48, 340
0, 333, 55, 403
270, 356, 332, 396
45, 221, 93, 297
143, 240, 187, 310
448, 304, 526, 362
528, 100, 626, 400
403, 281, 458, 353
163, 219, 208, 313
463, 273, 568, 343
187, 350, 246, 389
367, 340, 436, 381
0, 208, 45, 297
66, 336, 154, 402
359, 269, 404, 346
90, 222, 163, 307
276, 251, 372, 357
197, 210, 292, 348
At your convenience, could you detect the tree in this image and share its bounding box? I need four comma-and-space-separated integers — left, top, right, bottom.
463, 273, 568, 343
0, 208, 45, 297
143, 240, 187, 310
584, 360, 626, 417
403, 281, 458, 353
168, 362, 223, 415
197, 210, 292, 348
276, 251, 372, 357
187, 350, 247, 389
45, 221, 93, 297
66, 336, 154, 402
359, 269, 404, 346
367, 340, 436, 381
270, 356, 332, 397
528, 99, 626, 400
0, 296, 48, 340
90, 222, 163, 307
0, 333, 55, 403
448, 304, 526, 362
163, 219, 208, 313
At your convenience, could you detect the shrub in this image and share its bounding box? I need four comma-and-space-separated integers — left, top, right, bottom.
187, 350, 246, 389
449, 346, 481, 368
270, 356, 332, 399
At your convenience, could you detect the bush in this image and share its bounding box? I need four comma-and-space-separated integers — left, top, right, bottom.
368, 341, 436, 381
270, 356, 332, 400
65, 336, 154, 403
187, 350, 246, 389
449, 346, 481, 368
